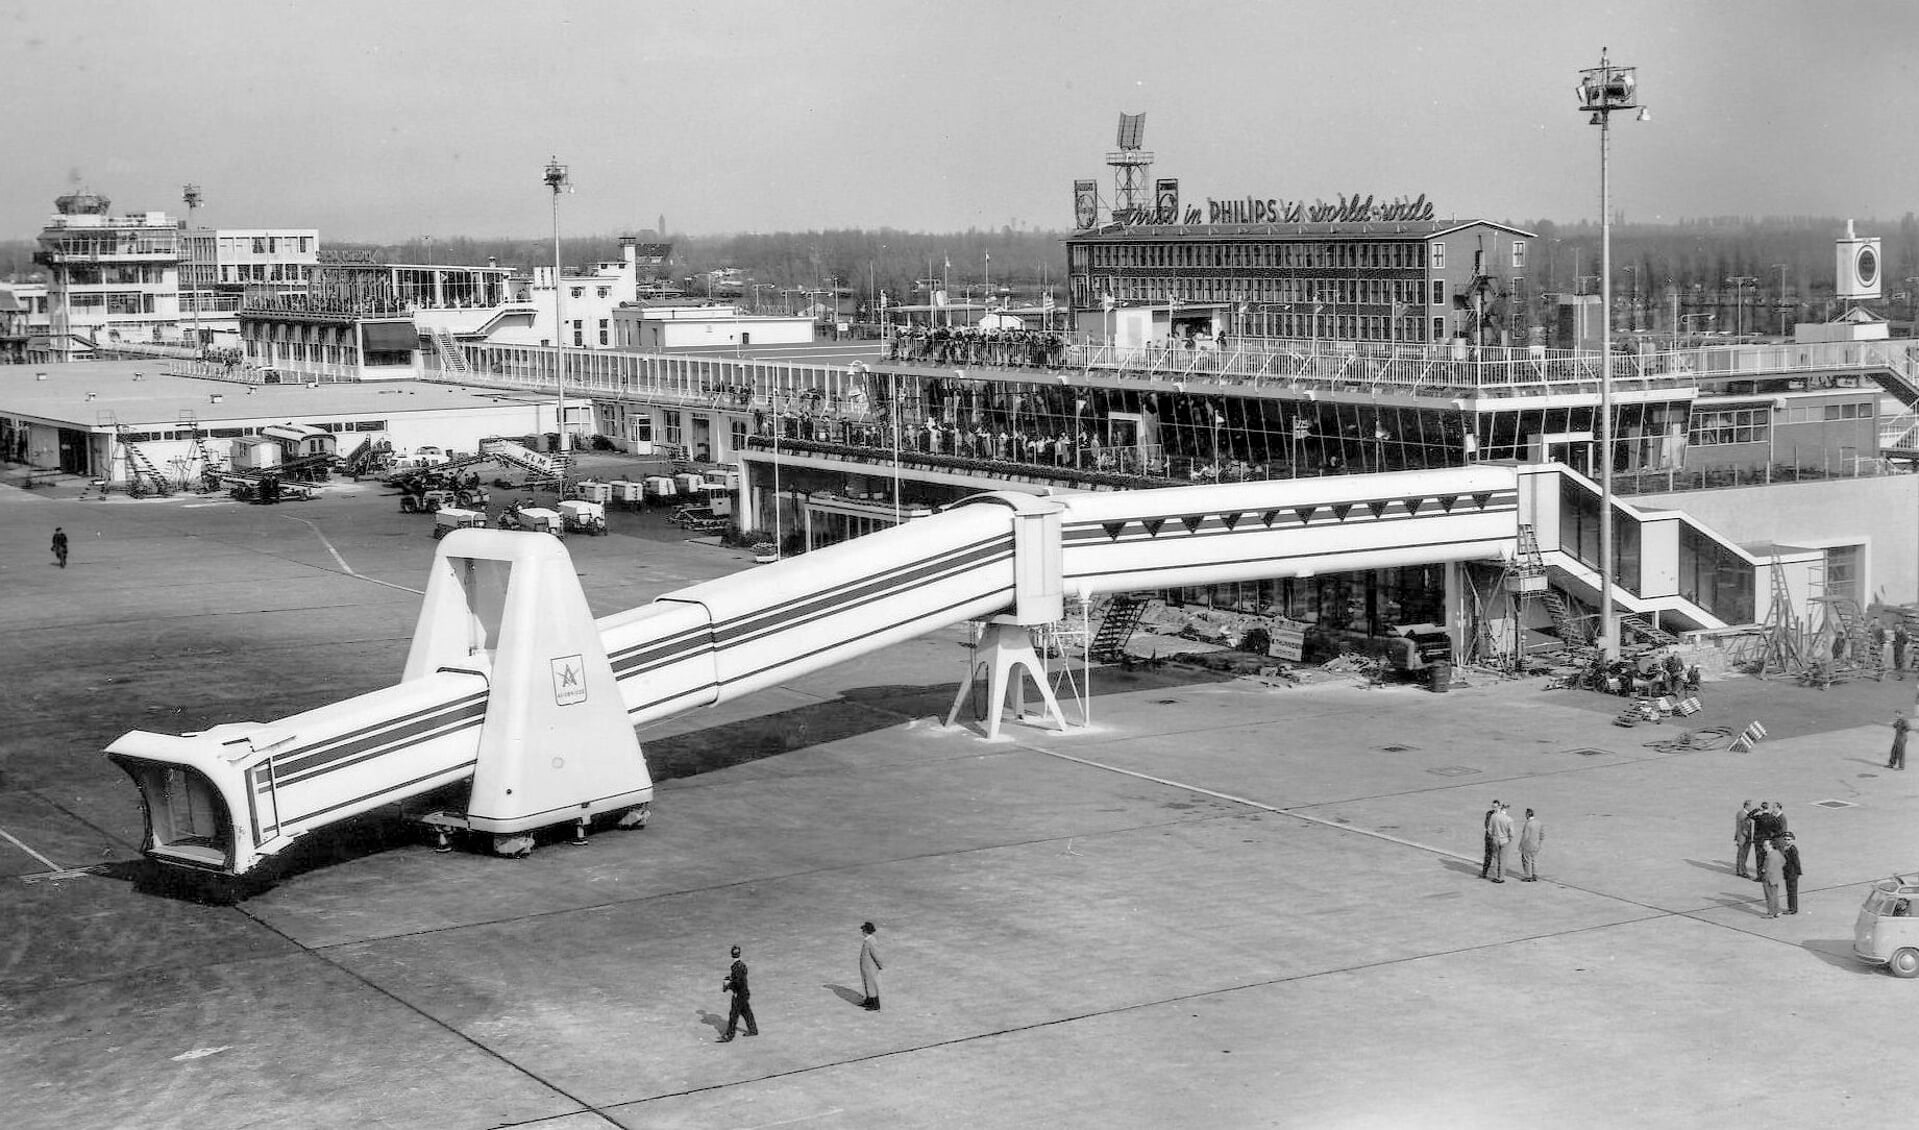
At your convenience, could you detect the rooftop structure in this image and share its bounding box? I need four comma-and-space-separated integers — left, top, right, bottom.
32, 192, 184, 360
180, 228, 321, 306
513, 239, 648, 348
1065, 217, 1534, 348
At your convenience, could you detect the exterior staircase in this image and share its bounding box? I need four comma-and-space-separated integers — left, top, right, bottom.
1815, 595, 1884, 680
1619, 615, 1680, 649
429, 327, 469, 375
190, 431, 226, 486
480, 438, 565, 481
121, 435, 175, 496
1089, 594, 1148, 662
1538, 590, 1592, 646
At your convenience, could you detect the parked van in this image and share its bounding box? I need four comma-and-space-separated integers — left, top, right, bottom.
1853, 874, 1919, 976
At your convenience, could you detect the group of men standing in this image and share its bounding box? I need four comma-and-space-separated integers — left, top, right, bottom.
1869, 617, 1914, 678
1734, 800, 1802, 918
1479, 800, 1546, 883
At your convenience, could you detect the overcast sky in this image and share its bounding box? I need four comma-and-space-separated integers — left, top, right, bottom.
5, 0, 1917, 244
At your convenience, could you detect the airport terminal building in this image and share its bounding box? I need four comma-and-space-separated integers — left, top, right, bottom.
5, 173, 1918, 664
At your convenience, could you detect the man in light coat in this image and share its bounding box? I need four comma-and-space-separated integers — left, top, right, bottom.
1487, 802, 1515, 883
1760, 838, 1786, 918
1519, 808, 1546, 882
858, 921, 884, 1011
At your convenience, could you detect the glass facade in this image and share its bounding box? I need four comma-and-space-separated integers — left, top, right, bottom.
1675, 527, 1755, 624
1558, 476, 1642, 595
760, 371, 1695, 486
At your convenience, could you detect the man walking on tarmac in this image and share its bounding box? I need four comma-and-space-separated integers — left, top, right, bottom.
51, 526, 67, 568
718, 944, 758, 1042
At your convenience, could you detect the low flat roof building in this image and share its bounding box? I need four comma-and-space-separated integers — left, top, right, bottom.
0, 360, 559, 484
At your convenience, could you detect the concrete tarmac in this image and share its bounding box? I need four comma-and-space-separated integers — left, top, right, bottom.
1, 465, 1912, 1129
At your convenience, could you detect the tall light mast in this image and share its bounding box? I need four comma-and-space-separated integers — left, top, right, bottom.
544, 158, 571, 461
1577, 49, 1648, 661
182, 183, 203, 356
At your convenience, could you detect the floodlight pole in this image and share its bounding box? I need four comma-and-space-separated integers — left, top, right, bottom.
1579, 48, 1645, 662
544, 157, 571, 469
182, 184, 203, 360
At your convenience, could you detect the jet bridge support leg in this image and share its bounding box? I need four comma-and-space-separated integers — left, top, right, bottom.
946, 618, 1069, 740
943, 494, 1068, 739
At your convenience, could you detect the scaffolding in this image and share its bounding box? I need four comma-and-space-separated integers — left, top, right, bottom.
1756, 555, 1810, 680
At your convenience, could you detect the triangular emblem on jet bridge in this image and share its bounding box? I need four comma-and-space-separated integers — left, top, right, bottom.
1102, 521, 1127, 541
1293, 506, 1317, 525
1437, 494, 1458, 513
1142, 518, 1166, 536
1367, 500, 1388, 519
1180, 514, 1205, 533
1220, 512, 1242, 530
1402, 497, 1424, 515
1259, 510, 1280, 528
1331, 504, 1353, 521
1472, 491, 1493, 510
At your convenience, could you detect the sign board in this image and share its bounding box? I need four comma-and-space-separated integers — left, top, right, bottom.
1269, 618, 1307, 662
551, 654, 587, 706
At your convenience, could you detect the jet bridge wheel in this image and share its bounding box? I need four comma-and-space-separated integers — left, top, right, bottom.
490, 832, 535, 857
615, 802, 651, 829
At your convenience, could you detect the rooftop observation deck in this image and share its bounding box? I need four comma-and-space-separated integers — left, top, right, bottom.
440, 332, 1919, 417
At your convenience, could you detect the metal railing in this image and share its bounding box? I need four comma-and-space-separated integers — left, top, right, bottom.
431, 335, 1919, 425
1610, 456, 1905, 496
443, 341, 871, 414
1058, 335, 1919, 399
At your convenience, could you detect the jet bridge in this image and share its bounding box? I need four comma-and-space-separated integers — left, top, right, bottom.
106, 465, 1518, 879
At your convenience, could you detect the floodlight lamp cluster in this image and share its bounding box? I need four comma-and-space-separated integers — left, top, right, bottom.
1578, 50, 1647, 123
543, 158, 570, 193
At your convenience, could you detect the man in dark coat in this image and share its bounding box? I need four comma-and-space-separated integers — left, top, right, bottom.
1779, 833, 1803, 915
719, 944, 758, 1042
1734, 800, 1756, 879
51, 526, 68, 568
1479, 800, 1499, 880
1749, 803, 1780, 882
1891, 711, 1909, 771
